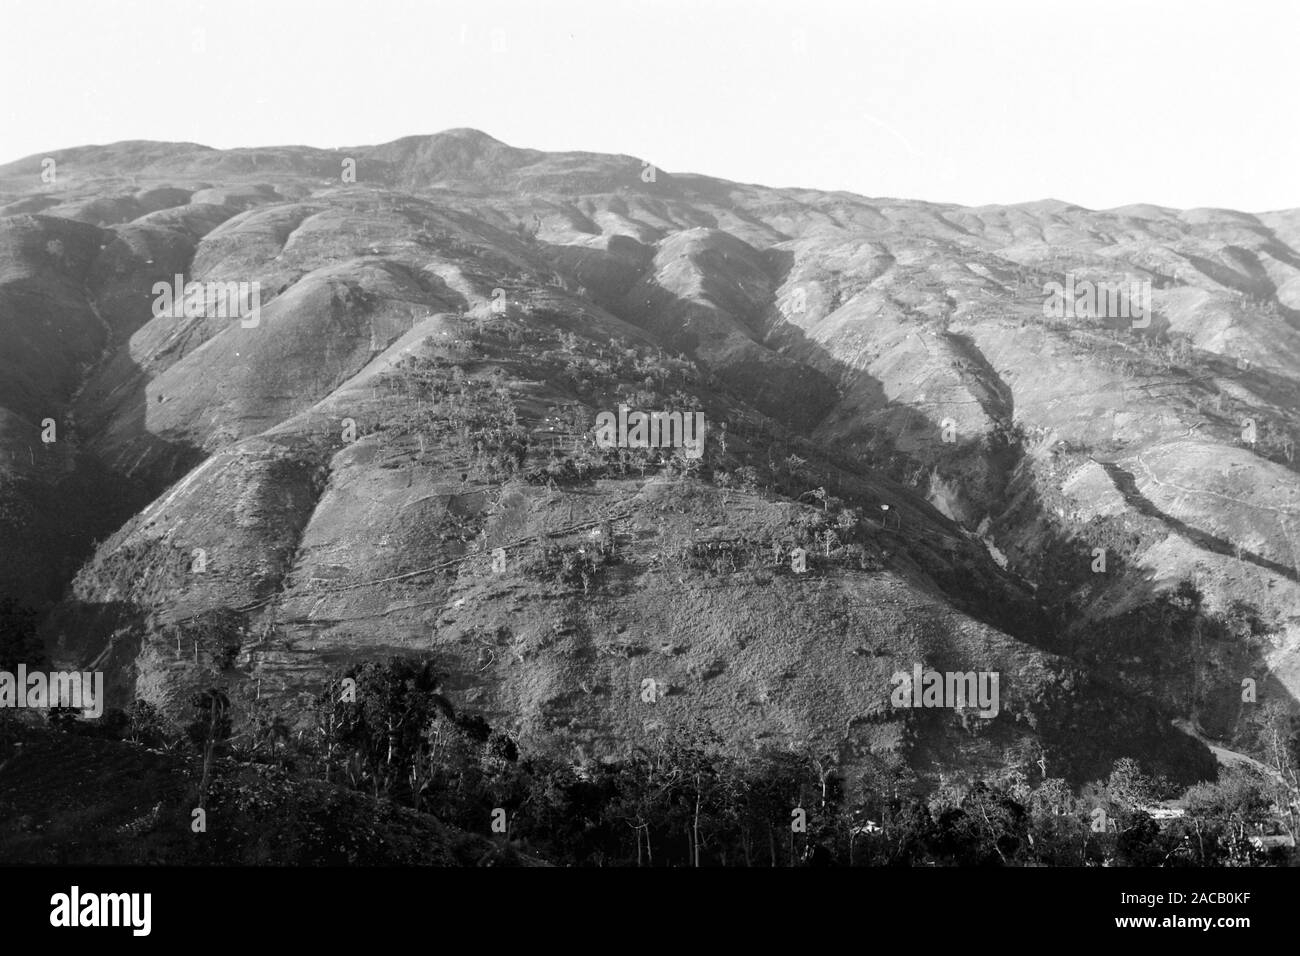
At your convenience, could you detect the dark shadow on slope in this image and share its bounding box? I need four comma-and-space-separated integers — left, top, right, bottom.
558, 266, 1225, 783
1097, 460, 1300, 585
944, 331, 1015, 424
0, 217, 205, 609
988, 443, 1299, 776
526, 230, 1300, 789
731, 294, 1292, 785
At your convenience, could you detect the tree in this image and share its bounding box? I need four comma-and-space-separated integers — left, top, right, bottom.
931, 782, 1028, 866
785, 454, 808, 483
239, 693, 293, 767
1244, 700, 1300, 841
835, 508, 858, 533
1025, 778, 1088, 865
1181, 767, 1276, 865
1112, 808, 1165, 865
715, 470, 733, 503
0, 596, 44, 671
1103, 757, 1161, 812
330, 657, 451, 800
125, 699, 173, 749
188, 687, 232, 810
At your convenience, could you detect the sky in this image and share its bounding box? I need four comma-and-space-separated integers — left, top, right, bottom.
2, 0, 1297, 212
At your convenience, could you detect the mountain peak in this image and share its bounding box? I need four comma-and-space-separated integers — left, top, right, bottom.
430, 127, 507, 145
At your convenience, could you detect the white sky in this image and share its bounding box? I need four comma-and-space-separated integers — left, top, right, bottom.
2, 0, 1296, 212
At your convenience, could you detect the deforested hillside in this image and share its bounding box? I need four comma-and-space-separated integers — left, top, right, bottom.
4, 128, 1300, 797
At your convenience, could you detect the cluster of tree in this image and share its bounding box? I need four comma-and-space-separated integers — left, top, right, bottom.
525, 439, 707, 488
519, 543, 610, 594
384, 312, 902, 567
675, 506, 885, 577
66, 536, 199, 611
381, 359, 529, 482
538, 334, 700, 404
28, 654, 1297, 867
1251, 417, 1300, 470
0, 596, 44, 671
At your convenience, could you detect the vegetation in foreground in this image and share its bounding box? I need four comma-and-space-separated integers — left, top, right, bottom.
2, 654, 1297, 867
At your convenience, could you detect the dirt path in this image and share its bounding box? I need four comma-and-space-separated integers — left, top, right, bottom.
1171, 717, 1284, 782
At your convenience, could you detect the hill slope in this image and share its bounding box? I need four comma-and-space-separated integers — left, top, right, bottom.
5, 129, 1300, 789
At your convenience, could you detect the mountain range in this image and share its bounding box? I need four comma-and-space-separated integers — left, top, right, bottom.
4, 127, 1300, 789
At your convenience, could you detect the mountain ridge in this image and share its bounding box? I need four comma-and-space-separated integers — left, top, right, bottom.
3, 127, 1299, 792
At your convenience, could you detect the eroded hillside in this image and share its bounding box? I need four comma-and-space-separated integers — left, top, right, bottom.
4, 128, 1299, 789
